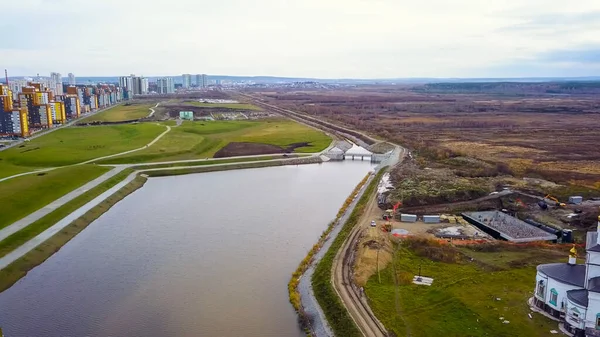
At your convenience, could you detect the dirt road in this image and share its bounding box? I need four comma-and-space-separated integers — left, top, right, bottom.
332, 183, 389, 337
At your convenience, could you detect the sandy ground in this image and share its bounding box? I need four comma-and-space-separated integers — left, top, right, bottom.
353, 204, 492, 285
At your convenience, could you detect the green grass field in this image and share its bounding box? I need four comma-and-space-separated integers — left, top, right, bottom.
0, 165, 110, 230
0, 162, 36, 179
0, 168, 133, 258
79, 103, 154, 122
189, 102, 261, 110
366, 240, 566, 337
99, 119, 331, 164
0, 124, 165, 168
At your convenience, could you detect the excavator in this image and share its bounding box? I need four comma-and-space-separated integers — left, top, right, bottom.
382, 202, 402, 232
544, 194, 566, 207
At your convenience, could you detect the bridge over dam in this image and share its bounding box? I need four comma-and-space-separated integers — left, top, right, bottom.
324, 141, 391, 163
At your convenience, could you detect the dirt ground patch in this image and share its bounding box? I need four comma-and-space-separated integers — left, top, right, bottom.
213, 142, 284, 157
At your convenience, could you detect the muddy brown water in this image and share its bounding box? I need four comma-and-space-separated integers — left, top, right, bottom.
0, 161, 374, 337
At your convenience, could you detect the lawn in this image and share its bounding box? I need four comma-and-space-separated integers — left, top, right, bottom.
0, 168, 133, 258
79, 103, 154, 122
0, 162, 35, 179
0, 123, 165, 167
189, 102, 261, 110
0, 165, 110, 230
99, 119, 331, 164
365, 239, 567, 337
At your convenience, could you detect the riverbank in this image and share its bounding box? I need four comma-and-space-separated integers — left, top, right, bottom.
310, 169, 386, 337
0, 154, 324, 294
288, 173, 370, 334
0, 174, 147, 292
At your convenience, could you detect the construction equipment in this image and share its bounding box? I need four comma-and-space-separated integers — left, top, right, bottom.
382, 201, 402, 220
545, 194, 566, 207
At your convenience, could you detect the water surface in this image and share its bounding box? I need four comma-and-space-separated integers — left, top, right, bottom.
0, 161, 373, 337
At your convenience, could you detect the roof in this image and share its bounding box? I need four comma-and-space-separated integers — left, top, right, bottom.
588, 244, 600, 252
567, 289, 589, 307
589, 277, 600, 293
328, 147, 344, 154
537, 263, 586, 287
345, 145, 373, 156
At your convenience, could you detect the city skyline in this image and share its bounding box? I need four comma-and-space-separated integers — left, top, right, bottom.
2, 0, 600, 78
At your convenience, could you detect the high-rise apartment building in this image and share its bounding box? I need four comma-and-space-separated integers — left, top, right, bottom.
182, 74, 192, 88
50, 72, 63, 95
201, 74, 208, 88
125, 75, 149, 96
68, 73, 76, 85
156, 78, 175, 94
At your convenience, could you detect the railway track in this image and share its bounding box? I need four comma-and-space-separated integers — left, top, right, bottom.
332, 191, 389, 337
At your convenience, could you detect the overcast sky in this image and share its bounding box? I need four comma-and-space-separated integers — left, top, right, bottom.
3, 0, 600, 78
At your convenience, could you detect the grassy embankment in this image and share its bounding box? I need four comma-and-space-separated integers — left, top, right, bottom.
143, 156, 322, 177
189, 102, 261, 110
288, 173, 370, 331
0, 173, 146, 293
366, 238, 567, 337
0, 165, 110, 230
311, 169, 387, 337
0, 123, 165, 169
100, 119, 331, 164
0, 169, 134, 259
133, 155, 280, 170
78, 102, 154, 122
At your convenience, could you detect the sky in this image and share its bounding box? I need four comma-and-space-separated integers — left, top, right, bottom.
2, 0, 600, 78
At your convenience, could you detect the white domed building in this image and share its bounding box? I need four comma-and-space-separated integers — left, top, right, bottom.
533, 216, 600, 337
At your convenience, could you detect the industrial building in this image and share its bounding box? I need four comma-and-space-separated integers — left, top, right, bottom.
463, 211, 557, 242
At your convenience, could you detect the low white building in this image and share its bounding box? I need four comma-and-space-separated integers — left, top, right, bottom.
533, 215, 600, 337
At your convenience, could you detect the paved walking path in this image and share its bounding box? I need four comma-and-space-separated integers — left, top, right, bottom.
0, 167, 127, 242
0, 171, 137, 270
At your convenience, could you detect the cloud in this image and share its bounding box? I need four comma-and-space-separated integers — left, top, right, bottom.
3, 0, 600, 78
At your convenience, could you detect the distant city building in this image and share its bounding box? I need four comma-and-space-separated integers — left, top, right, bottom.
127, 75, 148, 95
182, 74, 192, 88
50, 72, 63, 95
156, 77, 175, 94
195, 74, 201, 87
201, 74, 207, 88
119, 76, 133, 94
68, 73, 76, 85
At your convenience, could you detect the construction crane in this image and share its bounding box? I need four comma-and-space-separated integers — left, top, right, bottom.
544, 194, 566, 207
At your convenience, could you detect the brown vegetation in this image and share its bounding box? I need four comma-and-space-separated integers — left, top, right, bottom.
251, 84, 600, 202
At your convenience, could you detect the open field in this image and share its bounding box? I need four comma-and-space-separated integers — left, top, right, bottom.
366, 238, 567, 337
0, 162, 36, 179
189, 102, 261, 110
254, 85, 600, 187
99, 119, 331, 164
251, 85, 600, 228
0, 124, 165, 168
0, 174, 147, 293
0, 169, 133, 258
0, 165, 110, 230
78, 102, 154, 122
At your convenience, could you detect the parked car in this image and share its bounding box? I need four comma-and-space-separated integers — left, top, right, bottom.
370, 220, 376, 227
